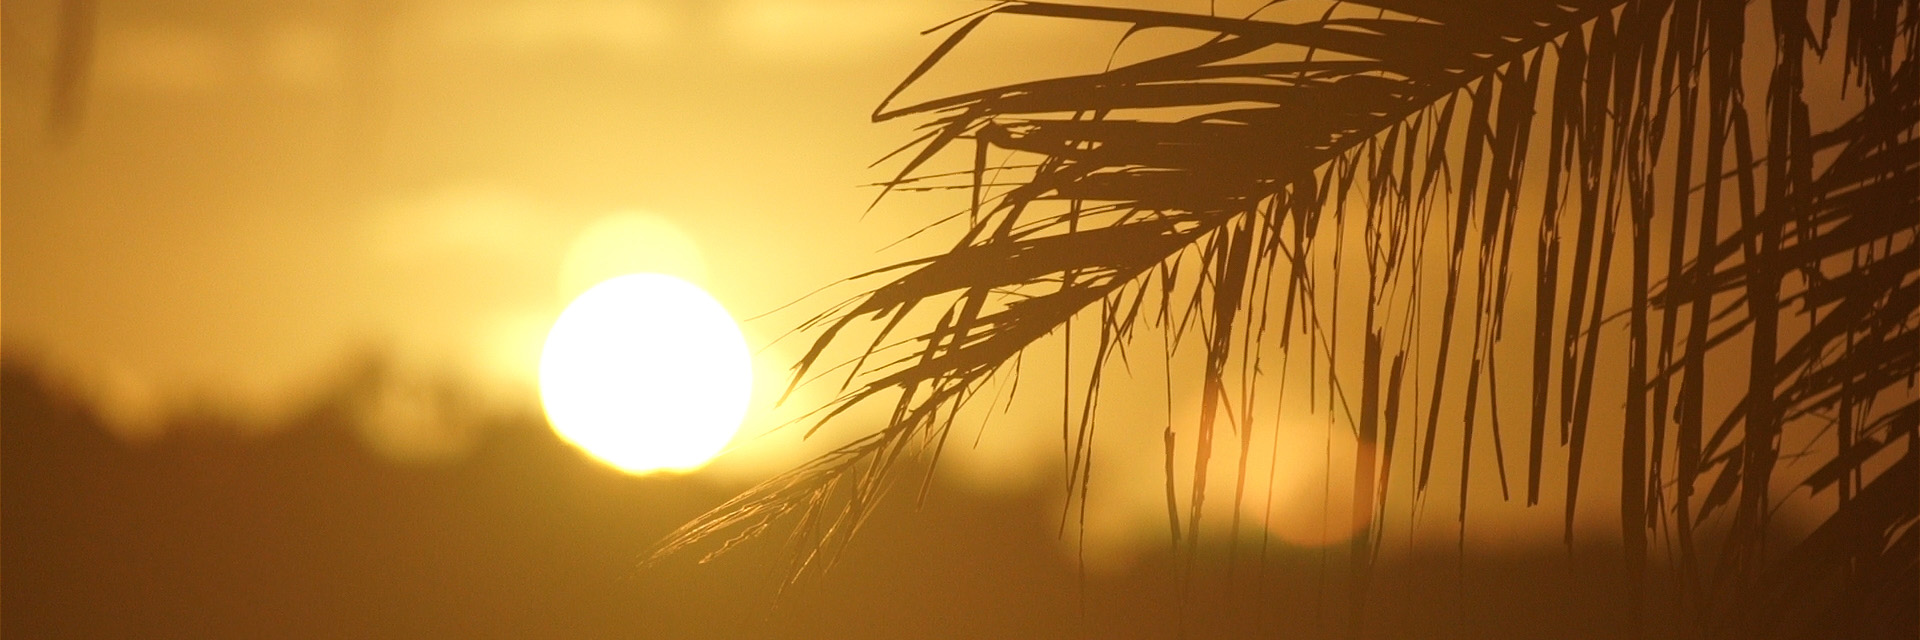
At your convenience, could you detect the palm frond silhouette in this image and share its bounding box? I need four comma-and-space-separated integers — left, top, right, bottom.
657, 1, 1917, 636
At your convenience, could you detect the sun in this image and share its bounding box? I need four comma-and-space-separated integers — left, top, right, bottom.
538, 273, 752, 474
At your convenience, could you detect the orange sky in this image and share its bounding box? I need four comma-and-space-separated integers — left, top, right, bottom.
4, 0, 1215, 564
4, 0, 969, 415
3, 0, 1859, 569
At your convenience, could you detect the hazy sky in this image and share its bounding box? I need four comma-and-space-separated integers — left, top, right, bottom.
3, 0, 1218, 559
5, 0, 1849, 570
1, 0, 1454, 568
6, 0, 986, 416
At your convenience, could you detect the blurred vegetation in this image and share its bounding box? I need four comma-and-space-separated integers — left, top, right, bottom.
7, 356, 1705, 638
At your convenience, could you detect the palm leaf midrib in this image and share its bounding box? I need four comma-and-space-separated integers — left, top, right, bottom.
877, 0, 1624, 192
838, 0, 1631, 393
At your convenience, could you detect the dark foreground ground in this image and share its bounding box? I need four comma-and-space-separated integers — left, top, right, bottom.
2, 359, 1904, 639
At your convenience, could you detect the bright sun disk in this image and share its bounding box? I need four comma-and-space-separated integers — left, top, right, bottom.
538, 273, 752, 474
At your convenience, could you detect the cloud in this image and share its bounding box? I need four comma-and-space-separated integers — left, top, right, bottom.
90, 19, 349, 95
92, 23, 235, 94
366, 186, 561, 264
415, 0, 684, 58
716, 0, 953, 63
254, 20, 346, 91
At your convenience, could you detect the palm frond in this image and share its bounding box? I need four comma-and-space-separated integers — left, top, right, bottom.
657, 0, 1918, 634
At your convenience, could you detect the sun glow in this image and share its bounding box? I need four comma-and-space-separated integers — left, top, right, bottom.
538, 273, 752, 474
